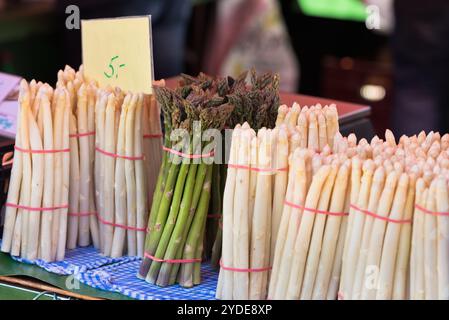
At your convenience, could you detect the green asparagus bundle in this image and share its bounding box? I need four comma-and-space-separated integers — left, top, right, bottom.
138, 81, 233, 287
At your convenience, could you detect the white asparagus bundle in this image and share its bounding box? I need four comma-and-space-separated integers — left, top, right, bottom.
1, 80, 70, 262
95, 91, 153, 257
217, 124, 275, 300
58, 66, 100, 249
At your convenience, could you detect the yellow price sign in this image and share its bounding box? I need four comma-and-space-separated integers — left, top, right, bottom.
81, 16, 154, 94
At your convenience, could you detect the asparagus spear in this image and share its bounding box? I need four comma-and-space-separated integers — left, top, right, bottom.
178, 164, 213, 288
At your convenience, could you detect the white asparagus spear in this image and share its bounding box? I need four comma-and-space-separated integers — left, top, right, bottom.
142, 96, 153, 205
288, 102, 300, 127
17, 87, 33, 258
67, 111, 80, 249
125, 94, 138, 256
111, 94, 129, 258
77, 84, 90, 246
134, 94, 147, 257
326, 188, 350, 300
272, 149, 308, 299
297, 109, 308, 148
268, 150, 301, 298
376, 173, 409, 299
50, 89, 65, 261
307, 110, 319, 151
285, 165, 332, 299
87, 84, 100, 248
325, 104, 338, 149
317, 111, 328, 151
38, 92, 54, 261
56, 90, 71, 261
248, 135, 258, 237
249, 129, 272, 300
312, 163, 350, 299
270, 128, 288, 265
276, 104, 289, 126
339, 156, 362, 298
412, 184, 427, 300
95, 92, 107, 252
217, 125, 241, 299
436, 177, 449, 299
361, 171, 399, 299
1, 81, 27, 253
102, 93, 117, 256
344, 160, 375, 299
232, 128, 252, 299
351, 166, 386, 299
392, 173, 416, 299
25, 96, 45, 260
300, 163, 339, 299
423, 179, 438, 299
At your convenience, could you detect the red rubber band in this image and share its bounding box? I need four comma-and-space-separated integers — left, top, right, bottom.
350, 204, 412, 224
415, 204, 449, 217
69, 131, 95, 138
228, 163, 288, 173
68, 211, 96, 217
5, 202, 69, 212
284, 200, 349, 216
163, 146, 214, 159
144, 252, 201, 264
143, 133, 163, 138
219, 260, 271, 273
207, 214, 222, 219
95, 146, 144, 160
14, 145, 70, 154
96, 213, 146, 232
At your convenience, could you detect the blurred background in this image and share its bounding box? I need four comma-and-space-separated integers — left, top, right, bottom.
0, 0, 448, 136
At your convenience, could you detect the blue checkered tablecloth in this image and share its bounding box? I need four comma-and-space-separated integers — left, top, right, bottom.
78, 259, 218, 300
8, 245, 218, 300
10, 246, 138, 275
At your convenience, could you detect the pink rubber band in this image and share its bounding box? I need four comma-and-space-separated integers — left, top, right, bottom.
68, 211, 96, 217
5, 202, 69, 212
163, 146, 214, 159
415, 204, 449, 217
219, 260, 271, 273
95, 146, 144, 160
143, 133, 163, 138
96, 213, 146, 232
228, 163, 288, 173
70, 131, 95, 138
284, 200, 349, 217
2, 151, 13, 167
14, 145, 70, 154
350, 204, 412, 224
144, 252, 201, 264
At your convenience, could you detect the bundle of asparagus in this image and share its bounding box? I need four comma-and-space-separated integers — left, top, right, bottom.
268, 140, 357, 300
215, 123, 280, 299
1, 79, 70, 262
55, 65, 101, 250
138, 81, 233, 288
94, 90, 152, 257
339, 131, 449, 300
